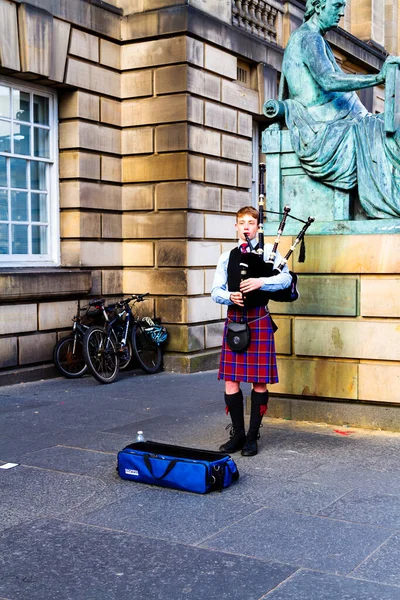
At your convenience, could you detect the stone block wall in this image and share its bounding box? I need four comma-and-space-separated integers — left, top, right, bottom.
0, 271, 92, 372
0, 0, 280, 376
268, 235, 400, 405
119, 21, 273, 372
0, 0, 121, 374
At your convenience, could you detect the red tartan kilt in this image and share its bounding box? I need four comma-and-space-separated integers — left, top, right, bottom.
218, 305, 278, 384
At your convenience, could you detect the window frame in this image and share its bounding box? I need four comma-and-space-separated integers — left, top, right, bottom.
0, 76, 59, 268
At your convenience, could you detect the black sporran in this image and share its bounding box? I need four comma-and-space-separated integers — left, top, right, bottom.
226, 321, 251, 353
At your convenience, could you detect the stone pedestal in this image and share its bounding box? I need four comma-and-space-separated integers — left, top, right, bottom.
262, 126, 400, 235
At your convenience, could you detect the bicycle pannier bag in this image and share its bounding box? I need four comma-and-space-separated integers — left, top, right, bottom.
117, 441, 239, 494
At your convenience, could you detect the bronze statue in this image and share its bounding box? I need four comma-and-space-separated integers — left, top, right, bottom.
279, 0, 400, 218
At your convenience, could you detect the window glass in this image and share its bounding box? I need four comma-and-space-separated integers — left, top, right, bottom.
34, 128, 49, 158
31, 192, 47, 222
0, 155, 7, 186
0, 120, 11, 153
33, 95, 49, 125
0, 189, 8, 220
0, 223, 8, 253
11, 191, 28, 221
13, 90, 30, 122
12, 223, 28, 254
32, 225, 47, 254
10, 158, 27, 189
0, 86, 10, 118
13, 123, 30, 156
31, 161, 47, 190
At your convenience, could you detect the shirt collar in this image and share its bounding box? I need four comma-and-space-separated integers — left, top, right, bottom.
238, 238, 257, 250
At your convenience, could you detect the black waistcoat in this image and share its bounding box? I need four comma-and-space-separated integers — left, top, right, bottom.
227, 246, 273, 308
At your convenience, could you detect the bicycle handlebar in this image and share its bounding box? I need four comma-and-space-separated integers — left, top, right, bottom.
115, 293, 149, 307
83, 294, 149, 312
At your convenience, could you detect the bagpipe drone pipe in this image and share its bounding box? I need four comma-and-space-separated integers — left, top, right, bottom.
239, 163, 315, 308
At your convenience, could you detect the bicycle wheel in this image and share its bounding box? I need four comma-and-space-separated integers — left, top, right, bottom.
112, 325, 133, 371
83, 326, 119, 384
131, 323, 162, 374
53, 336, 87, 378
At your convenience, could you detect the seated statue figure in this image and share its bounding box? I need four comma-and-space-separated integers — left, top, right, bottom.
280, 0, 400, 218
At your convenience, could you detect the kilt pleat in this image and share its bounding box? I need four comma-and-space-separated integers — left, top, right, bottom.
218, 305, 278, 384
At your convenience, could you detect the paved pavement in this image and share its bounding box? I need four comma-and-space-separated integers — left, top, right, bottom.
1, 369, 400, 600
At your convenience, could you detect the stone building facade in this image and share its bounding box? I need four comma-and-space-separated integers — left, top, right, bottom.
0, 0, 399, 425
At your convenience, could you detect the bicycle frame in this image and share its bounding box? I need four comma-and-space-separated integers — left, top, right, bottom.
101, 295, 152, 356
106, 305, 131, 352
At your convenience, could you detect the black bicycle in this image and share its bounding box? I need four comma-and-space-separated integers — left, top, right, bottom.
82, 294, 167, 384
53, 299, 107, 378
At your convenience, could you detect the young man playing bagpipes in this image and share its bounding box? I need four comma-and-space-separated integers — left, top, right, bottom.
211, 206, 291, 457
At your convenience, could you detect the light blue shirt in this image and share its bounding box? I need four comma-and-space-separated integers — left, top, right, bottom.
211, 240, 292, 305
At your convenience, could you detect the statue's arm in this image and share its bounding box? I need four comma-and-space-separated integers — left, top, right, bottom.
304, 34, 386, 92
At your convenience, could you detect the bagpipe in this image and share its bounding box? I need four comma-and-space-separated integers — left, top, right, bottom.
239, 163, 314, 308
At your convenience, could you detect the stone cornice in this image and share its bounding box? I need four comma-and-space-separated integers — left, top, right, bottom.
122, 5, 284, 69
327, 27, 387, 71
0, 270, 92, 302
19, 0, 121, 39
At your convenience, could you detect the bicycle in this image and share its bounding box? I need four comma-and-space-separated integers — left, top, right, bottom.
82, 294, 167, 384
85, 298, 134, 373
53, 299, 107, 379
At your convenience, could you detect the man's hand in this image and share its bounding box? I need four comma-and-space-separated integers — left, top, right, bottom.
229, 291, 244, 307
240, 278, 263, 294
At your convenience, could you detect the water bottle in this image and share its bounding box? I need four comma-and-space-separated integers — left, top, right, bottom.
136, 430, 145, 443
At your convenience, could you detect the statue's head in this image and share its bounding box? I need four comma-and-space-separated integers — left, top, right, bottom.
304, 0, 346, 30
304, 0, 323, 21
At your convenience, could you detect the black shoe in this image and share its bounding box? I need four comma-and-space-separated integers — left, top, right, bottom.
241, 439, 258, 457
219, 426, 246, 453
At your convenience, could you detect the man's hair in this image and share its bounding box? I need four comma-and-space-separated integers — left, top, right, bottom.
304, 0, 326, 21
236, 206, 259, 221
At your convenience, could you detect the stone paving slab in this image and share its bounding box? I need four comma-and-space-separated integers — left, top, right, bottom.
317, 489, 400, 528
0, 519, 296, 600
264, 569, 400, 599
253, 427, 349, 457
0, 464, 115, 529
18, 445, 115, 477
52, 429, 143, 453
351, 532, 400, 586
0, 507, 32, 535
223, 473, 345, 514
234, 449, 328, 480
1, 371, 400, 599
74, 484, 261, 545
0, 404, 136, 443
295, 460, 400, 494
0, 394, 57, 413
0, 430, 67, 464
200, 507, 395, 575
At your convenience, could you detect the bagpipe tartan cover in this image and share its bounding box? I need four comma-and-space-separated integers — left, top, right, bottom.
218, 306, 278, 384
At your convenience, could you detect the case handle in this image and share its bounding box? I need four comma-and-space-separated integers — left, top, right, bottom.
143, 455, 178, 480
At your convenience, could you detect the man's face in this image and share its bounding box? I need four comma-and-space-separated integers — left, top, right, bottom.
235, 213, 258, 242
318, 0, 346, 30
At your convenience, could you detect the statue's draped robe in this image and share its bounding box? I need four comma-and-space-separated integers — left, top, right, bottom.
283, 42, 400, 218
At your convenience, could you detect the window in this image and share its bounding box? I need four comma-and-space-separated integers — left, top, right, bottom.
237, 60, 251, 89
0, 79, 59, 266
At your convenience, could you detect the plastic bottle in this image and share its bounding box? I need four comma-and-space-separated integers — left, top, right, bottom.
136, 430, 145, 442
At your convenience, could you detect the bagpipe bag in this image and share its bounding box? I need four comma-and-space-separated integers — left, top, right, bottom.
117, 441, 239, 494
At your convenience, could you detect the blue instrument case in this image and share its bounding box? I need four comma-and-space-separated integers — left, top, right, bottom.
117, 441, 239, 494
